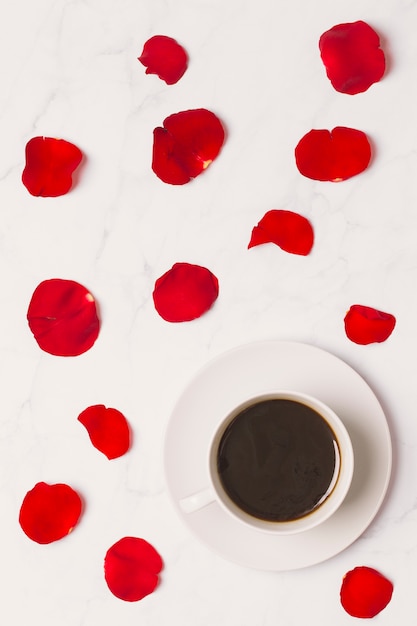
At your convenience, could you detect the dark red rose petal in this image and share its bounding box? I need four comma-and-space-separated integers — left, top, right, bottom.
22, 136, 83, 197
295, 127, 371, 182
340, 566, 393, 618
344, 304, 396, 345
248, 210, 314, 255
19, 482, 82, 544
319, 21, 385, 95
138, 35, 188, 85
27, 278, 100, 357
78, 404, 131, 459
104, 537, 163, 602
152, 108, 225, 185
153, 262, 219, 322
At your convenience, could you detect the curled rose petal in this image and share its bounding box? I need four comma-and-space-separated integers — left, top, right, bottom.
295, 127, 371, 182
344, 304, 396, 345
104, 537, 163, 602
27, 278, 100, 357
138, 35, 188, 85
152, 108, 225, 185
319, 21, 386, 95
153, 262, 219, 322
22, 136, 83, 197
248, 210, 314, 255
340, 566, 393, 618
19, 482, 82, 544
78, 405, 131, 459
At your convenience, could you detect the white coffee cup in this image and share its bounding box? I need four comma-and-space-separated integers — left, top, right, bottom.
179, 390, 354, 534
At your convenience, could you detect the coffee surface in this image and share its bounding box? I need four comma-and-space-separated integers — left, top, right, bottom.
217, 399, 337, 522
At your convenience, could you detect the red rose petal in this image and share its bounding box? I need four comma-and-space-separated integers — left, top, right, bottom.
320, 21, 386, 95
138, 35, 188, 85
152, 108, 225, 185
344, 304, 396, 345
27, 278, 100, 357
78, 404, 131, 459
248, 209, 314, 255
153, 262, 219, 322
19, 482, 82, 544
22, 136, 83, 197
340, 566, 393, 618
104, 537, 163, 602
295, 127, 371, 182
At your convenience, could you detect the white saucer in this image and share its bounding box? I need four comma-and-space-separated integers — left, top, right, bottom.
164, 341, 392, 571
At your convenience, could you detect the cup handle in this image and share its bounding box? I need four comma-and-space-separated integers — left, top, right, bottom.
179, 487, 215, 513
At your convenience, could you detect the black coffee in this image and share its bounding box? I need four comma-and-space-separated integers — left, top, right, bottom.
217, 399, 338, 522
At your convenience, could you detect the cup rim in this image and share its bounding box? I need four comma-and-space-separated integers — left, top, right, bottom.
208, 390, 354, 535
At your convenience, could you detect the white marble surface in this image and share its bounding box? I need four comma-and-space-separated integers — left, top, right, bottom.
1, 0, 416, 623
